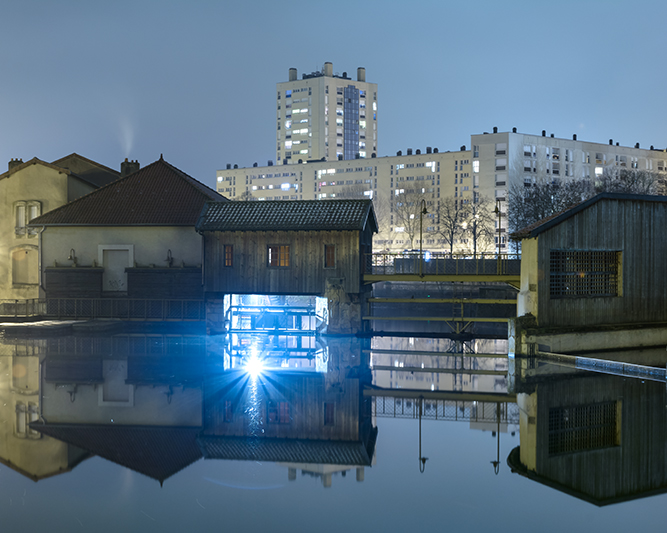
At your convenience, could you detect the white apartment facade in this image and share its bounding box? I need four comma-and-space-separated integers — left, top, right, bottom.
276, 62, 378, 164
218, 129, 666, 253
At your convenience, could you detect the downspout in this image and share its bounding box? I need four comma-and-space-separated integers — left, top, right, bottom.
37, 225, 47, 299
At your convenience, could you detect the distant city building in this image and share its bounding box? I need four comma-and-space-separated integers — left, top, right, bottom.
275, 62, 378, 164
223, 66, 667, 253
219, 128, 667, 252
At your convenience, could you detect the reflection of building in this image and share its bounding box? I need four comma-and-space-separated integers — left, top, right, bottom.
0, 154, 120, 301
509, 361, 667, 506
275, 62, 378, 164
0, 352, 90, 481
512, 193, 667, 353
19, 333, 376, 487
199, 338, 377, 487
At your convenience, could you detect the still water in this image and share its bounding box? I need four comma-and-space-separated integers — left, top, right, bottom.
0, 329, 664, 532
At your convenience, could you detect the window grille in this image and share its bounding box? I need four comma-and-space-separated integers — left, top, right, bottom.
550, 250, 619, 298
548, 402, 618, 455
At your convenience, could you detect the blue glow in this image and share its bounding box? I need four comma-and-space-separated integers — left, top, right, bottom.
424, 251, 431, 262
244, 352, 264, 378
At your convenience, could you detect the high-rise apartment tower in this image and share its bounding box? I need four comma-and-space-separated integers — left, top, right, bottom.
276, 62, 378, 164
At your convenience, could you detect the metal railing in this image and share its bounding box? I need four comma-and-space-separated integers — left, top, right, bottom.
365, 252, 521, 276
372, 395, 519, 424
0, 299, 45, 318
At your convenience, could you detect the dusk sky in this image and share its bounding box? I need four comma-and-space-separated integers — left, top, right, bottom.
2, 0, 665, 190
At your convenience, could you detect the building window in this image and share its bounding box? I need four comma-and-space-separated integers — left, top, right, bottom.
550, 250, 621, 298
268, 245, 290, 267
268, 401, 291, 424
224, 245, 233, 267
15, 201, 41, 237
324, 244, 336, 268
11, 246, 39, 285
548, 402, 619, 455
324, 403, 335, 426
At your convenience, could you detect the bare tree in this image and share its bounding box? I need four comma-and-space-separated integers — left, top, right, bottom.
436, 197, 467, 254
507, 178, 594, 234
596, 167, 661, 195
461, 196, 496, 255
392, 190, 429, 249
235, 189, 257, 201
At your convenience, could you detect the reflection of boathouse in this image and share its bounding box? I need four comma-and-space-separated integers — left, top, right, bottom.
512, 193, 667, 353
16, 334, 376, 486
200, 338, 377, 486
508, 361, 667, 505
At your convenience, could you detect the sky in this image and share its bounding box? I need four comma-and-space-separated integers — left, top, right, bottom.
1, 0, 666, 190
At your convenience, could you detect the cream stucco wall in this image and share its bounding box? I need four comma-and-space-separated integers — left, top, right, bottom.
0, 164, 96, 300
39, 226, 203, 276
517, 237, 539, 319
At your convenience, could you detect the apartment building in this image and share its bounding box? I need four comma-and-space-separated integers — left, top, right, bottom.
218, 129, 666, 253
276, 62, 378, 164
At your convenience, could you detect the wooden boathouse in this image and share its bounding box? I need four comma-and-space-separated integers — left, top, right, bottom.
511, 193, 667, 353
195, 199, 378, 335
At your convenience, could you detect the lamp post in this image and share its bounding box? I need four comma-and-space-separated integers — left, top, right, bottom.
419, 199, 428, 277
419, 396, 428, 473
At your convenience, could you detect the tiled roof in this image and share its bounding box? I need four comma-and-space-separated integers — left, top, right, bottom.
511, 193, 667, 240
197, 436, 374, 466
195, 199, 378, 232
50, 153, 120, 188
0, 157, 73, 180
31, 423, 203, 484
29, 157, 226, 226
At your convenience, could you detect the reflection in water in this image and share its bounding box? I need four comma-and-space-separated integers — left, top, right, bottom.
509, 357, 667, 506
0, 327, 665, 509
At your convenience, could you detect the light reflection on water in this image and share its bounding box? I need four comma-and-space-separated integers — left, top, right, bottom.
0, 328, 665, 532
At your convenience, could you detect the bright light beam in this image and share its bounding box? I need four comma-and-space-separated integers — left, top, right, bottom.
244, 353, 265, 379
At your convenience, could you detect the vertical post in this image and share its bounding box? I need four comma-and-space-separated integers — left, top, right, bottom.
419, 199, 427, 277
495, 199, 502, 274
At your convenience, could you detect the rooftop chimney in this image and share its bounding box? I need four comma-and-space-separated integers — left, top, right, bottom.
512, 127, 517, 133
324, 62, 333, 77
407, 148, 413, 155
542, 130, 546, 137
288, 68, 297, 81
573, 134, 577, 140
609, 139, 613, 145
8, 158, 23, 171
426, 147, 432, 154
635, 143, 640, 149
120, 158, 140, 177
357, 67, 366, 82
493, 126, 498, 133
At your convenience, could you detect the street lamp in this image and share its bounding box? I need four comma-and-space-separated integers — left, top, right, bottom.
494, 199, 502, 272
419, 199, 428, 277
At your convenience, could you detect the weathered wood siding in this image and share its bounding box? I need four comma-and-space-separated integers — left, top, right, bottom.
537, 198, 667, 327
534, 375, 667, 503
127, 268, 203, 299
203, 230, 363, 295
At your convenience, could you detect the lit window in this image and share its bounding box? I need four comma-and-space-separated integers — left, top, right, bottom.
268, 245, 290, 267
281, 183, 290, 191
472, 161, 480, 173
394, 227, 405, 233
224, 245, 233, 267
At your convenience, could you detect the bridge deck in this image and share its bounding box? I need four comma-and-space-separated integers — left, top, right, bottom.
364, 252, 521, 287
